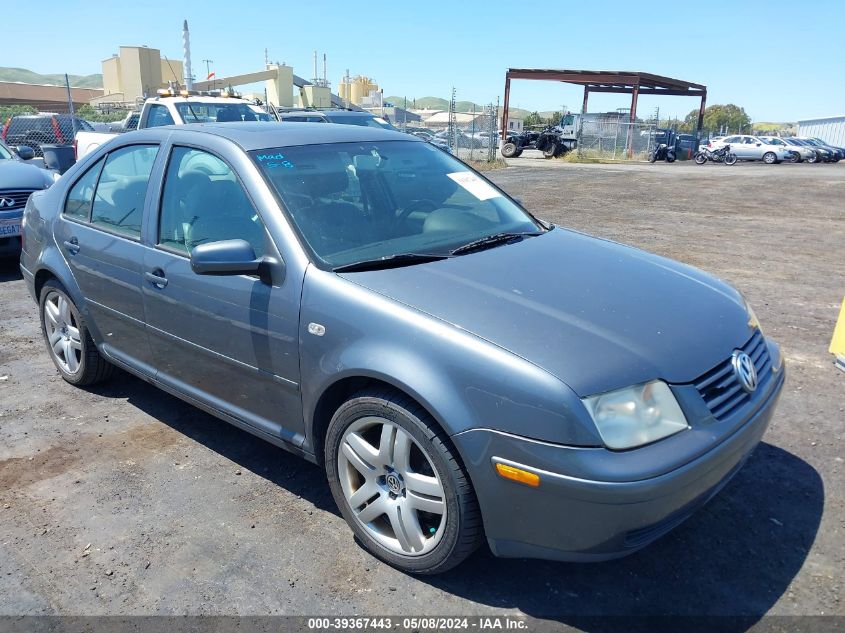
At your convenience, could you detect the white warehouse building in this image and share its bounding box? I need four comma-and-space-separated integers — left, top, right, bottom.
797, 115, 845, 146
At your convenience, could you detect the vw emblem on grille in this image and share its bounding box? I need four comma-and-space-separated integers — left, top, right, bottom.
731, 351, 758, 393
0, 197, 15, 208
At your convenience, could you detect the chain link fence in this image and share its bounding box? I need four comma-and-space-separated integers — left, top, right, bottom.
1, 101, 131, 157
576, 117, 659, 160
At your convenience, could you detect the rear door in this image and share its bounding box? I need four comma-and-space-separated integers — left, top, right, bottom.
55, 143, 161, 371
141, 143, 303, 443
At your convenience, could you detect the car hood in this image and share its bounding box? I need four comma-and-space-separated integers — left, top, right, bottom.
0, 160, 51, 190
340, 228, 753, 396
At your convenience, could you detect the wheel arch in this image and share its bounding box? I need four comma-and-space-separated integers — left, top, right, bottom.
308, 370, 465, 468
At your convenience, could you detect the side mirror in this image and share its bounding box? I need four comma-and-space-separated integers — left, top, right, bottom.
190, 239, 262, 276
15, 145, 35, 161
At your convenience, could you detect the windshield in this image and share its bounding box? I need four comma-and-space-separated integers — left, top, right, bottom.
174, 101, 269, 123
252, 140, 543, 268
766, 138, 785, 145
0, 143, 12, 160
324, 114, 394, 130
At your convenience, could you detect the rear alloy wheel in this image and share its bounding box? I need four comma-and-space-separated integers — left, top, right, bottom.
762, 151, 778, 164
724, 153, 738, 166
325, 390, 482, 574
542, 143, 557, 159
39, 281, 112, 386
694, 152, 707, 165
807, 152, 818, 164
788, 152, 801, 163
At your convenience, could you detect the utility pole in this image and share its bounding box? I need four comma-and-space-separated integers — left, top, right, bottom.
203, 59, 214, 90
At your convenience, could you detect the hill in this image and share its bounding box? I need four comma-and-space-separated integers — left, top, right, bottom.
0, 67, 103, 89
385, 95, 536, 120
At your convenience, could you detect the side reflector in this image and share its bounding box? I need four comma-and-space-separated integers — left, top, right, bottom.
495, 463, 540, 487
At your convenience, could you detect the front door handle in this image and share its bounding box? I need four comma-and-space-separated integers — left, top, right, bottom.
63, 237, 79, 255
145, 269, 168, 289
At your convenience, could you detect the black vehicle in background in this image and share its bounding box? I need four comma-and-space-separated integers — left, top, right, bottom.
1, 114, 92, 157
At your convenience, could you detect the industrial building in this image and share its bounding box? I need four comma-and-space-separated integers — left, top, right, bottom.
95, 45, 184, 107
797, 115, 845, 146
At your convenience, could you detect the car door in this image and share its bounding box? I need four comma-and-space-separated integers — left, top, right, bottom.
55, 143, 161, 371
741, 136, 762, 159
141, 144, 303, 444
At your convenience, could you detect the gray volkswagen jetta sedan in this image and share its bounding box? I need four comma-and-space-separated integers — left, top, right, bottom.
20, 123, 784, 574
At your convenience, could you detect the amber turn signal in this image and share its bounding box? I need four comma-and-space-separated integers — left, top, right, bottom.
495, 463, 540, 487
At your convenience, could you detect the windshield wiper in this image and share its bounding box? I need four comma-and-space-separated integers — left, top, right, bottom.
333, 253, 449, 273
450, 231, 544, 256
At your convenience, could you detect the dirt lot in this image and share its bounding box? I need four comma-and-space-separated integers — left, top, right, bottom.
0, 160, 843, 628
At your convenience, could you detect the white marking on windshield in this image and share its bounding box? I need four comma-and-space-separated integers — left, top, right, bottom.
446, 171, 502, 201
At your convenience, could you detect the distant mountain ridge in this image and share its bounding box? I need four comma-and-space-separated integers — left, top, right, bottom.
385, 95, 561, 120
0, 67, 103, 89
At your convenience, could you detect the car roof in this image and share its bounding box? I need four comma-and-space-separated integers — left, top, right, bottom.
131, 121, 417, 150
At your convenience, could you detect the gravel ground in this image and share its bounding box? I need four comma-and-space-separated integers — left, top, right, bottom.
0, 159, 842, 628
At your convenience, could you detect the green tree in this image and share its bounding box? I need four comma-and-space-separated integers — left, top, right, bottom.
76, 104, 129, 123
0, 104, 37, 122
523, 111, 543, 128
681, 104, 751, 134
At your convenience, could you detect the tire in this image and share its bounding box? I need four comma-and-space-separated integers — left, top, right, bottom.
649, 152, 658, 163
500, 141, 518, 158
39, 280, 113, 386
724, 153, 738, 166
694, 152, 707, 165
325, 389, 483, 575
788, 152, 801, 163
666, 151, 676, 163
807, 153, 818, 164
542, 143, 557, 159
762, 152, 777, 164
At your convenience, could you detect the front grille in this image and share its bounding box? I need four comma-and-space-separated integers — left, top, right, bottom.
0, 189, 36, 211
694, 330, 771, 420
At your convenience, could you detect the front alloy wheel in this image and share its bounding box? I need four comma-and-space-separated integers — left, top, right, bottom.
338, 417, 446, 556
325, 390, 482, 574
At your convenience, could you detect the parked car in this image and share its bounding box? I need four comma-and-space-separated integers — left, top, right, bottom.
0, 139, 56, 258
21, 122, 784, 574
1, 114, 93, 157
798, 137, 843, 162
709, 135, 792, 163
277, 109, 395, 130
757, 137, 802, 162
760, 137, 818, 163
788, 138, 832, 163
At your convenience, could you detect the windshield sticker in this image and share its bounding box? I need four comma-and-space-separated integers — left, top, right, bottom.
256, 152, 294, 169
446, 172, 501, 201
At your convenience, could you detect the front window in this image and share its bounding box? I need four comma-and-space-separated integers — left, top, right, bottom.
0, 144, 12, 160
174, 101, 267, 123
158, 147, 266, 256
252, 140, 543, 268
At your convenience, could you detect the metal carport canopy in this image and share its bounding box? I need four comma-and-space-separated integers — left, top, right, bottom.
501, 68, 707, 138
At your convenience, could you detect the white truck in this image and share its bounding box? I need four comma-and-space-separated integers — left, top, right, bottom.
75, 89, 275, 159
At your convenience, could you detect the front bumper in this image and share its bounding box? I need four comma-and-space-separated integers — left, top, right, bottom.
453, 359, 785, 562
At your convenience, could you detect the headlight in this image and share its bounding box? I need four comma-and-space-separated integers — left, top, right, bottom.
582, 381, 689, 450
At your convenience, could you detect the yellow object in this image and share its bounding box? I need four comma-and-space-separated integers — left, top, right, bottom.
830, 297, 845, 370
495, 463, 540, 487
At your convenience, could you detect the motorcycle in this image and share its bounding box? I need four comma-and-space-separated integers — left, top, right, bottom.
694, 144, 738, 166
649, 143, 676, 163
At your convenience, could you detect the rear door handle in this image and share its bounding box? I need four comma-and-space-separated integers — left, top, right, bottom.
145, 269, 168, 288
63, 238, 79, 255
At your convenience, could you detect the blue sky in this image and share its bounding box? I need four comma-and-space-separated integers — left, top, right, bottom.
5, 0, 843, 121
